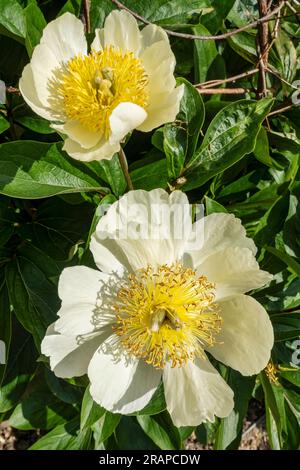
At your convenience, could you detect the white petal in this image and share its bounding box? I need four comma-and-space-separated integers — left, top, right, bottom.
91, 189, 192, 271
40, 12, 86, 62
140, 24, 169, 50
140, 40, 176, 96
197, 247, 273, 300
30, 13, 87, 109
109, 102, 147, 145
184, 213, 257, 270
30, 43, 62, 108
163, 358, 234, 427
19, 64, 53, 120
110, 361, 162, 414
210, 295, 274, 376
63, 136, 120, 162
91, 28, 104, 52
103, 10, 141, 54
137, 86, 184, 132
54, 266, 114, 336
52, 121, 102, 149
58, 266, 108, 304
90, 236, 128, 274
88, 335, 138, 410
41, 324, 101, 378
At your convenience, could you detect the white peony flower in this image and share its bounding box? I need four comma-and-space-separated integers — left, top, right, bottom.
19, 11, 183, 162
41, 189, 274, 426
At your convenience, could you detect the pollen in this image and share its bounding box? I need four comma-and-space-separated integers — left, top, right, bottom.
265, 361, 279, 385
49, 46, 149, 136
113, 263, 222, 369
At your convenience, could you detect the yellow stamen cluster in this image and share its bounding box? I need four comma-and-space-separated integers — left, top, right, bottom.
113, 263, 221, 369
265, 361, 279, 385
49, 46, 149, 136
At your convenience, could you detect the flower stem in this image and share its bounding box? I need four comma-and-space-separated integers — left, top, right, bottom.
118, 148, 134, 191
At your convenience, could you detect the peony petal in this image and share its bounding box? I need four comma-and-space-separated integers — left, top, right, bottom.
19, 64, 53, 120
88, 335, 138, 410
210, 294, 274, 376
52, 121, 102, 149
63, 136, 120, 162
40, 12, 87, 63
137, 86, 184, 132
109, 102, 147, 145
197, 246, 273, 300
30, 13, 87, 110
103, 10, 142, 54
110, 361, 162, 414
30, 43, 63, 108
140, 40, 176, 96
41, 324, 101, 378
91, 189, 192, 271
91, 28, 104, 52
140, 24, 169, 50
184, 213, 257, 271
163, 357, 234, 427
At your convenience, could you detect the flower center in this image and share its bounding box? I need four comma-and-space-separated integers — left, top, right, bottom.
113, 263, 221, 369
49, 46, 149, 136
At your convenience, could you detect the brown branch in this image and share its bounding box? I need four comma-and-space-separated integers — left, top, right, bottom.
111, 0, 286, 41
268, 103, 296, 116
197, 88, 249, 95
267, 66, 300, 89
196, 69, 259, 89
257, 0, 270, 98
83, 0, 91, 34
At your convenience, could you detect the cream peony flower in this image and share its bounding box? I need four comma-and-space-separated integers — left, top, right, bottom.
19, 11, 183, 162
41, 189, 274, 426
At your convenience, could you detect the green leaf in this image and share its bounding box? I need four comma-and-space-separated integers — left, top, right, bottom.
183, 99, 273, 190
89, 154, 126, 197
30, 418, 92, 450
163, 78, 205, 179
254, 195, 290, 247
92, 411, 121, 447
19, 198, 94, 261
0, 115, 9, 135
0, 0, 26, 40
131, 154, 168, 190
267, 247, 300, 277
136, 383, 166, 416
24, 0, 46, 57
0, 319, 37, 413
81, 386, 105, 430
9, 387, 76, 430
0, 141, 106, 199
253, 127, 274, 168
215, 371, 255, 449
137, 412, 182, 450
205, 196, 227, 215
272, 312, 300, 342
5, 255, 59, 346
193, 23, 224, 83
115, 416, 159, 450
90, 0, 210, 29
0, 276, 11, 384
45, 369, 83, 405
15, 115, 54, 134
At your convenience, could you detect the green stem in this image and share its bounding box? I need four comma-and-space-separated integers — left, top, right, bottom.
118, 148, 134, 191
